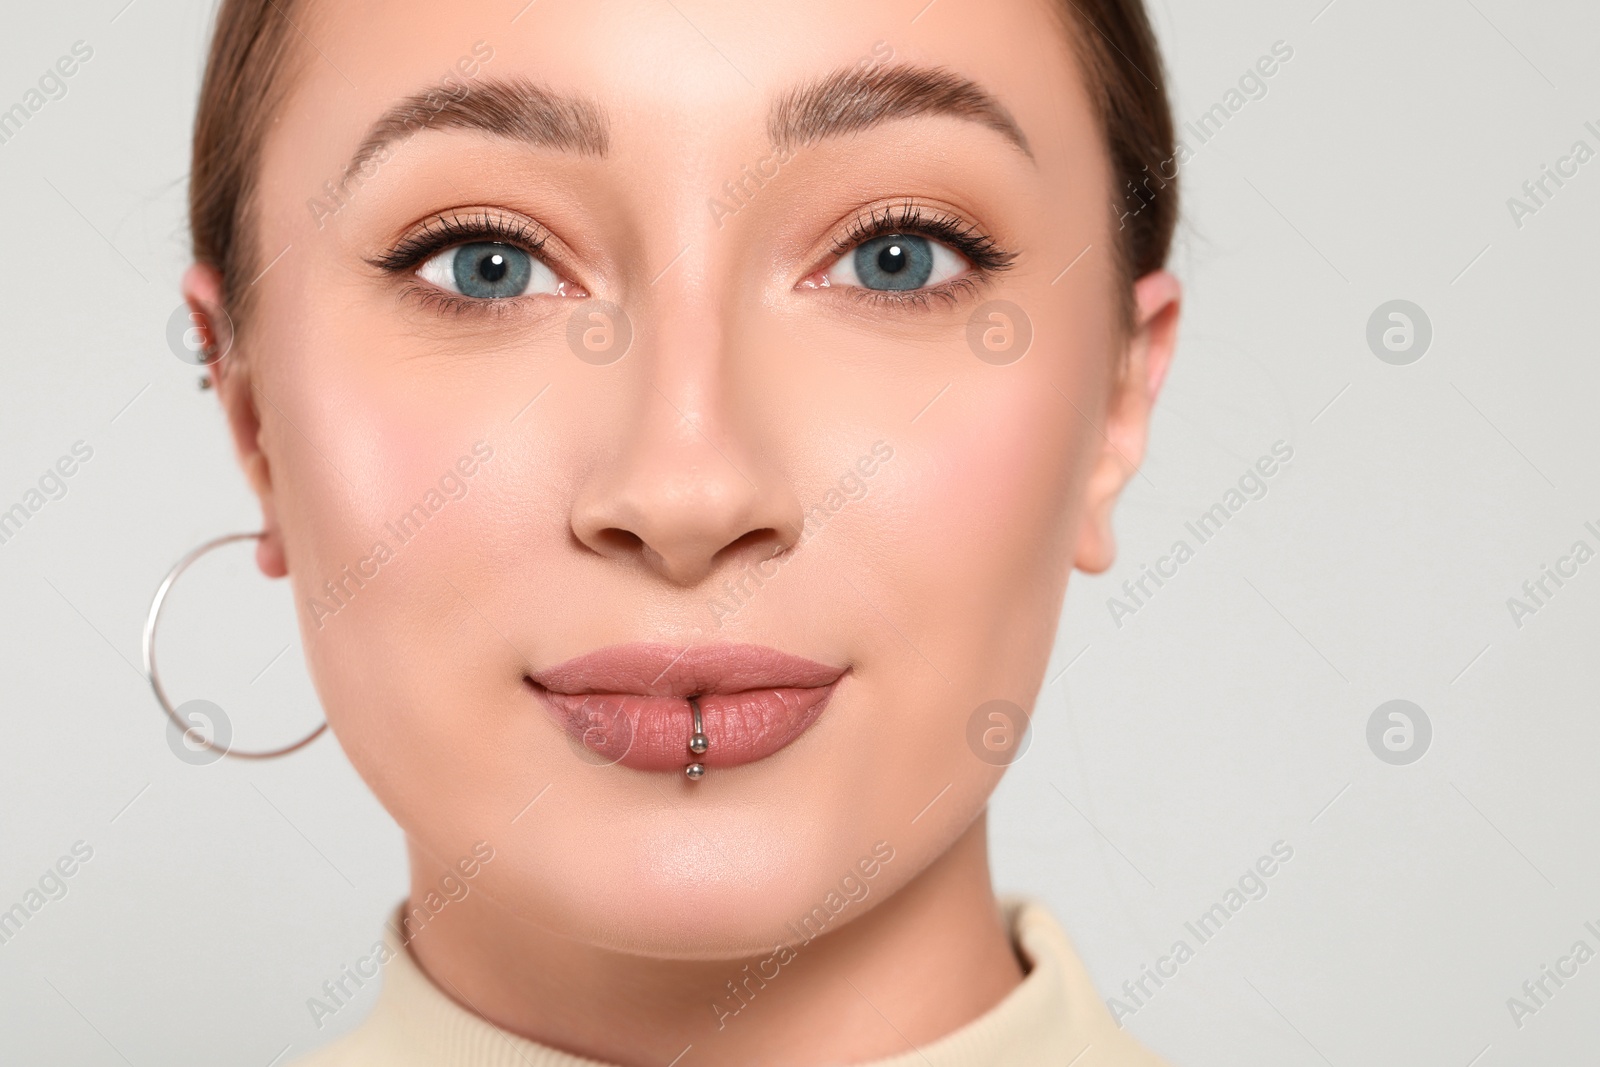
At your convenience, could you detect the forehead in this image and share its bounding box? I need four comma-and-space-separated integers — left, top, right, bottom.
276, 0, 1092, 172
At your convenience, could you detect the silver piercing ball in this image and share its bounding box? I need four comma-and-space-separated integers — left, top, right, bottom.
686, 695, 709, 778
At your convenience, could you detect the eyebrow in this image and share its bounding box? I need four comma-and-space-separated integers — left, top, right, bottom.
347, 76, 609, 176
767, 64, 1032, 160
345, 64, 1028, 178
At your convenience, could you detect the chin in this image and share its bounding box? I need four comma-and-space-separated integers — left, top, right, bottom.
436, 808, 910, 960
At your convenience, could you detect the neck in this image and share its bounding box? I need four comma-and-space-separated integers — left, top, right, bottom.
402, 815, 1024, 1066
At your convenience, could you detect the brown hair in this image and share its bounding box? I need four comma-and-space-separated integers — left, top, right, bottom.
1054, 0, 1179, 326
189, 0, 1177, 323
189, 0, 306, 325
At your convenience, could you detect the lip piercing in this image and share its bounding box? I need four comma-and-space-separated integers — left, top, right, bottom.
686, 695, 709, 780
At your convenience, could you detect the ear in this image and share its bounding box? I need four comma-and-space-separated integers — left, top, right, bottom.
1072, 269, 1181, 575
182, 263, 289, 579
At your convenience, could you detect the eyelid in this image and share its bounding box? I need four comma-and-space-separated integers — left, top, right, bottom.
802, 198, 1017, 304
368, 207, 592, 314
823, 199, 1015, 272
369, 208, 566, 278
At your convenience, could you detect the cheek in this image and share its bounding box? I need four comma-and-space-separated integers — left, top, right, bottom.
884, 324, 1106, 689
252, 319, 511, 740
915, 388, 1078, 559
804, 314, 1111, 856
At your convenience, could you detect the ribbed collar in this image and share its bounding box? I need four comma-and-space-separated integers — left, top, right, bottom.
293, 899, 1167, 1067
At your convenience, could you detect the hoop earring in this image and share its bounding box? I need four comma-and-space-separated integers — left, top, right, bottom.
143, 531, 327, 760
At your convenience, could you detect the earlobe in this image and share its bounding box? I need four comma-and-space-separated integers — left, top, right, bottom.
1071, 269, 1182, 576
182, 264, 289, 579
256, 534, 288, 579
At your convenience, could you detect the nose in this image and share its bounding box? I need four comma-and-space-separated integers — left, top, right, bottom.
570, 374, 804, 588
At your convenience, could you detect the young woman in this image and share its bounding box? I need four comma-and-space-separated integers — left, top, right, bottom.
172, 0, 1182, 1062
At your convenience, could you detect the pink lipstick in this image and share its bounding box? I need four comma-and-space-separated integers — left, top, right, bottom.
525, 643, 846, 774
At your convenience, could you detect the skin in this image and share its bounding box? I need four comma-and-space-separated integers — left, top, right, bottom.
185, 0, 1179, 1063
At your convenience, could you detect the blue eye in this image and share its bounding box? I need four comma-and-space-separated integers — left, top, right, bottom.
823, 232, 968, 293
454, 243, 530, 297
417, 240, 561, 299
853, 235, 934, 290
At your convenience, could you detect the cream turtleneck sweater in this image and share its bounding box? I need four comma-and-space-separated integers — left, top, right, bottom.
291, 899, 1168, 1067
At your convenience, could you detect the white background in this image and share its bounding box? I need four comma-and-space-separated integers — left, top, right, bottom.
1, 0, 1597, 1063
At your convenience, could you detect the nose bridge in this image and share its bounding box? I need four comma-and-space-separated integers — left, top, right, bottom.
570, 268, 802, 587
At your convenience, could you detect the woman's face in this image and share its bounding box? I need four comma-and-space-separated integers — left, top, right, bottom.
204, 0, 1174, 956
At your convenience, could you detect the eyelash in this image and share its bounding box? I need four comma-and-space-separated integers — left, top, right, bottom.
371, 210, 551, 273
825, 200, 1017, 309
369, 211, 561, 315
370, 202, 1016, 314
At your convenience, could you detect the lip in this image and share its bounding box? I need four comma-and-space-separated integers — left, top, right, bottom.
525, 643, 846, 772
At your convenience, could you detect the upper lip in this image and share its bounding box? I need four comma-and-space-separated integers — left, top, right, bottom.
526, 642, 845, 697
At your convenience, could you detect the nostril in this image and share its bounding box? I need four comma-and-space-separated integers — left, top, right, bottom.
715, 528, 788, 568
590, 528, 646, 557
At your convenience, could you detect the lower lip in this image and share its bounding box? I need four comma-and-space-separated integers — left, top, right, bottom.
529, 682, 841, 772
